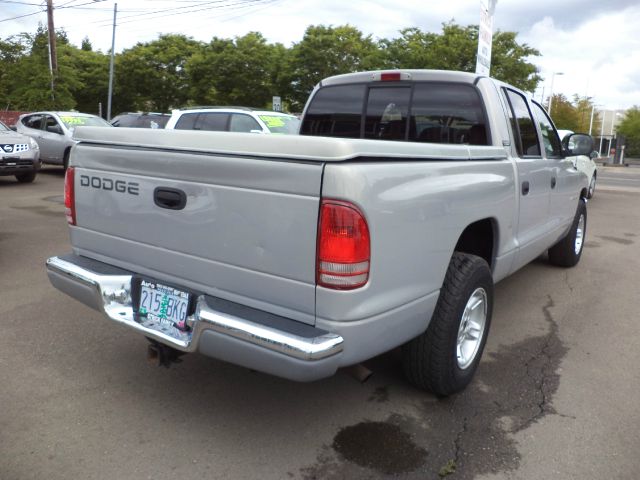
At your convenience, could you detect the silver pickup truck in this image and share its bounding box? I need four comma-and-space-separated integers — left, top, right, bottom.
46, 70, 591, 396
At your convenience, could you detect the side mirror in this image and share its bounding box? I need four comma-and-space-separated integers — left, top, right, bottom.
9, 125, 17, 132
565, 133, 593, 156
590, 151, 599, 159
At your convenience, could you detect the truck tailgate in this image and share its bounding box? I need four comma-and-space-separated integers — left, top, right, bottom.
69, 131, 323, 325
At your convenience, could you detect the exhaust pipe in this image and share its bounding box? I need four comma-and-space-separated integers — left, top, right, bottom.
343, 363, 373, 383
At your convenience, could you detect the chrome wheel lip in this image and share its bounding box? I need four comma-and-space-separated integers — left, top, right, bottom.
456, 287, 488, 370
575, 213, 585, 255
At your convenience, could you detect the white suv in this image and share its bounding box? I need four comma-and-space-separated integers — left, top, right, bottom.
165, 107, 300, 134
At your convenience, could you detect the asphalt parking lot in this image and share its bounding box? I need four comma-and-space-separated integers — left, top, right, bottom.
1, 166, 639, 480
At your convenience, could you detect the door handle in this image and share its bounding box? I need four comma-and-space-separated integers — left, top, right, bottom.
551, 177, 557, 189
521, 181, 530, 196
154, 187, 187, 210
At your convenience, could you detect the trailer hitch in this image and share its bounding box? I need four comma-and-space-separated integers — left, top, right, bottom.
146, 339, 186, 368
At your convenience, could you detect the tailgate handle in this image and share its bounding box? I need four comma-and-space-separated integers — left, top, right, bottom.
154, 187, 187, 210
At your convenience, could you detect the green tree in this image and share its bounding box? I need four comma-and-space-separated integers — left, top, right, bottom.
617, 107, 640, 156
379, 23, 541, 92
186, 37, 232, 106
550, 94, 578, 130
288, 25, 379, 109
548, 94, 602, 136
65, 44, 109, 115
186, 32, 285, 108
116, 34, 201, 112
5, 26, 76, 110
572, 95, 601, 135
0, 35, 28, 109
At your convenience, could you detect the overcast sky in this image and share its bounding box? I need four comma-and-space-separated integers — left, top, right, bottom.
2, 0, 640, 110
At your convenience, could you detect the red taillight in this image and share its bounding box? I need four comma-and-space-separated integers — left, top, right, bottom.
317, 200, 370, 290
381, 72, 402, 82
64, 167, 76, 225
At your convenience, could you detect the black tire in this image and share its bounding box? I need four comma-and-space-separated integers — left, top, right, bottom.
15, 171, 36, 183
587, 173, 596, 199
548, 198, 587, 267
402, 252, 494, 396
63, 149, 70, 171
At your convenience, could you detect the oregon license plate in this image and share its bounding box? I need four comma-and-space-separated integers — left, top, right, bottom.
138, 279, 190, 331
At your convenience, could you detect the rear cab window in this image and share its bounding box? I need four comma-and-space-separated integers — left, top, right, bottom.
300, 84, 366, 138
301, 82, 489, 145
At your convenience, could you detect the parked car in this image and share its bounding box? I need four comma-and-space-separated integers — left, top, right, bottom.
47, 70, 590, 396
110, 112, 170, 129
558, 129, 598, 199
16, 111, 112, 169
0, 119, 40, 183
165, 107, 300, 134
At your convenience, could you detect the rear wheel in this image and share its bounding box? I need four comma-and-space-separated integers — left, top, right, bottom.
15, 171, 36, 183
587, 173, 596, 199
402, 252, 493, 396
548, 198, 587, 267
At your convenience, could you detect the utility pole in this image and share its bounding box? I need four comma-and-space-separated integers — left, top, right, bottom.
107, 3, 117, 121
46, 0, 57, 72
46, 0, 57, 101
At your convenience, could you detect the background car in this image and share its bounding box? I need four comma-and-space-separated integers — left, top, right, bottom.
164, 107, 300, 134
0, 119, 40, 183
559, 129, 598, 199
16, 111, 112, 169
110, 112, 170, 129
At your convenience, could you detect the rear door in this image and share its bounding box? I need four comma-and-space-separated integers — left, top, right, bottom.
502, 88, 552, 268
19, 114, 44, 144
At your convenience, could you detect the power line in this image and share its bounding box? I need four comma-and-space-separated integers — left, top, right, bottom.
0, 0, 43, 5
59, 0, 277, 30
0, 8, 45, 23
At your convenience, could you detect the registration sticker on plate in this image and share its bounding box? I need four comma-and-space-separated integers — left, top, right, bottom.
138, 279, 190, 331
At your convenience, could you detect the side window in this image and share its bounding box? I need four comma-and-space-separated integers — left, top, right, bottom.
174, 113, 197, 130
230, 114, 261, 133
409, 83, 488, 145
23, 115, 43, 130
44, 115, 63, 134
504, 89, 541, 157
300, 84, 365, 138
364, 87, 411, 141
196, 113, 229, 131
530, 102, 563, 158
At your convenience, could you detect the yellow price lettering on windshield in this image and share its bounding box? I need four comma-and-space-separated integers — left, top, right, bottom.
60, 116, 87, 126
259, 116, 286, 128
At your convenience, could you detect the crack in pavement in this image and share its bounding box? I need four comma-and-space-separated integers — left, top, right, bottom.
517, 295, 558, 431
301, 298, 570, 480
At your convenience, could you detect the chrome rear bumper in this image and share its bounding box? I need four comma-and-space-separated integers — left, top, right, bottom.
46, 254, 344, 381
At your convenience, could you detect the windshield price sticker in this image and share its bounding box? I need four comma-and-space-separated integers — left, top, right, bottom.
60, 116, 87, 125
259, 115, 286, 128
138, 280, 190, 331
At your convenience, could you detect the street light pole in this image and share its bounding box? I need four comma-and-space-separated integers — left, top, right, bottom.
106, 3, 117, 121
589, 104, 596, 136
548, 71, 564, 116
598, 109, 607, 157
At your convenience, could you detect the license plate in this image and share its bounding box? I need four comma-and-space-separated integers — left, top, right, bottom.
138, 279, 190, 331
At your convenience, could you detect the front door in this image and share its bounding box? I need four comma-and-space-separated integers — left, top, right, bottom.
38, 115, 65, 163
